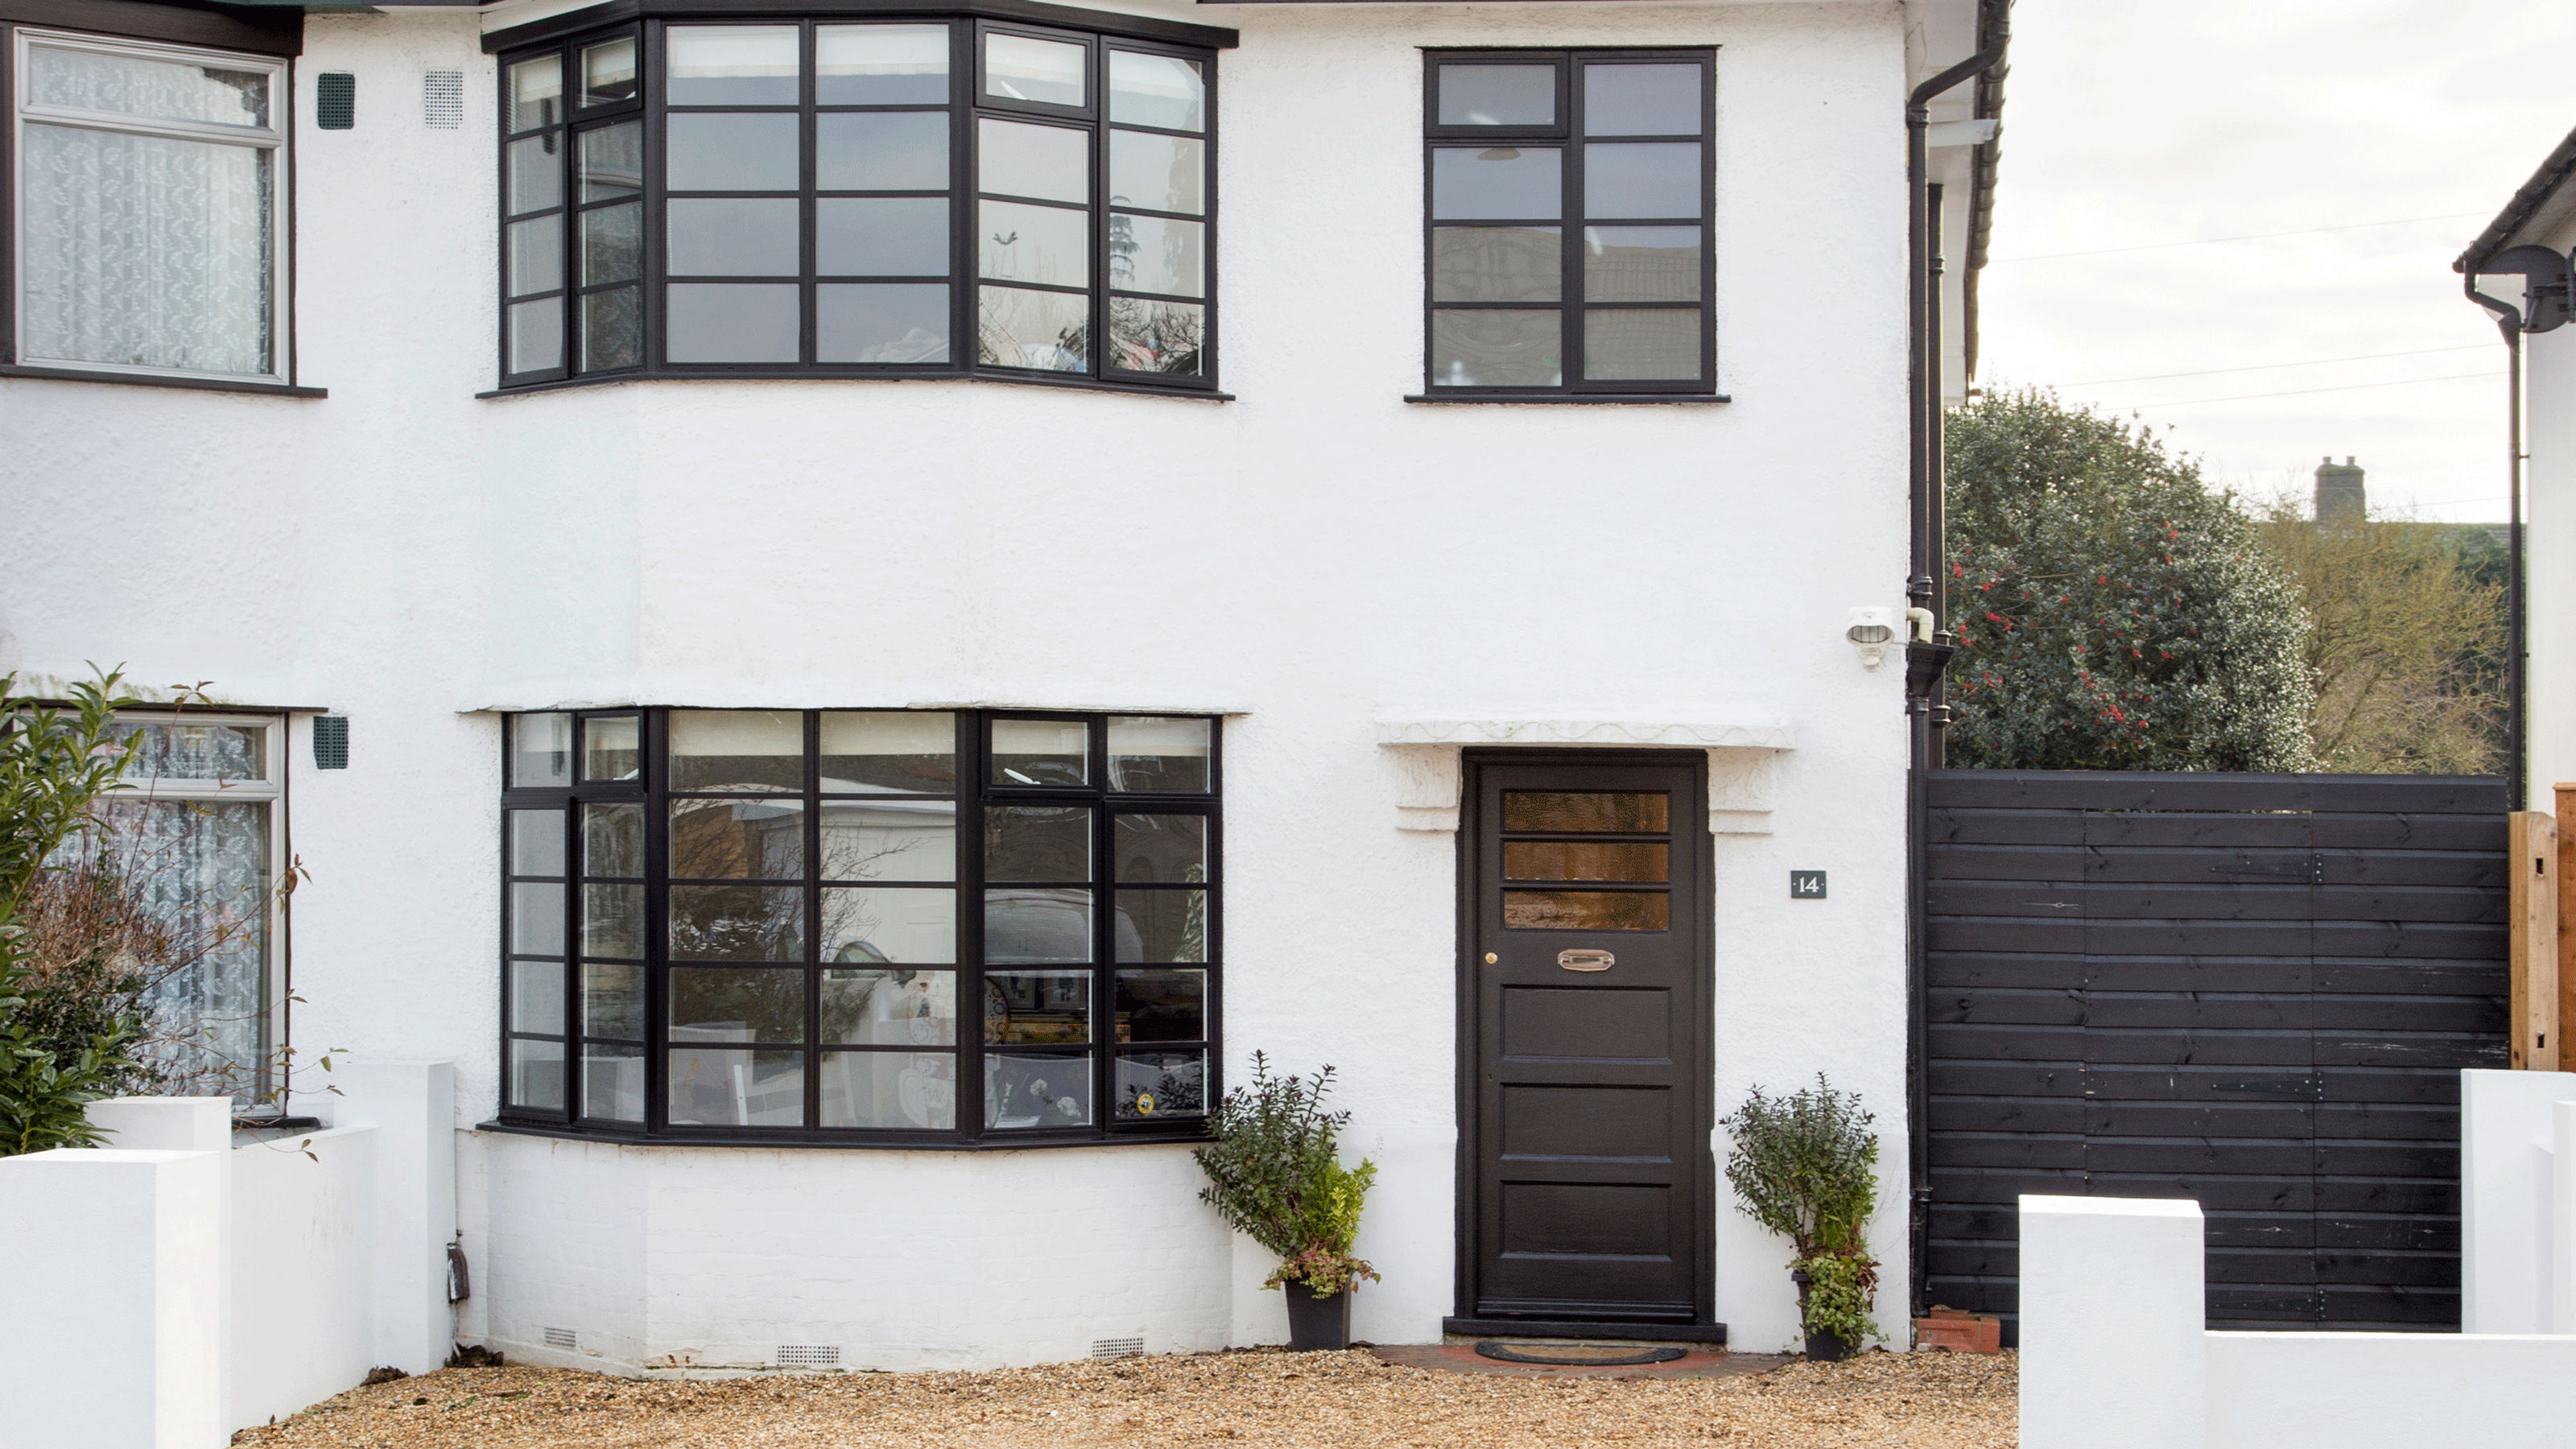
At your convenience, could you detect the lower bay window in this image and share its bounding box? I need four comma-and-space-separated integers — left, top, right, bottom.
497, 708, 1217, 1144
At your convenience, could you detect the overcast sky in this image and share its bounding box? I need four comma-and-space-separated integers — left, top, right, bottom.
1975, 0, 2576, 522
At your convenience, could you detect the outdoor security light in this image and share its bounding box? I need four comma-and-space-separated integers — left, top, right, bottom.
1847, 607, 1897, 670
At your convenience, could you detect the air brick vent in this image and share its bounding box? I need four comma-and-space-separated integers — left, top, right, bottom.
1090, 1337, 1145, 1360
423, 70, 464, 129
543, 1327, 576, 1350
777, 1344, 840, 1367
316, 72, 353, 130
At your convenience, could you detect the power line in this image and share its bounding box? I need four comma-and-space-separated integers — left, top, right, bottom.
1989, 212, 2488, 264
2061, 344, 2492, 387
2110, 370, 2503, 410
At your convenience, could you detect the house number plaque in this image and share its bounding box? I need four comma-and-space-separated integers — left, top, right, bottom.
1558, 949, 1614, 972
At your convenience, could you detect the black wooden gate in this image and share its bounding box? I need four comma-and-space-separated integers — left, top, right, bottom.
1922, 771, 2508, 1337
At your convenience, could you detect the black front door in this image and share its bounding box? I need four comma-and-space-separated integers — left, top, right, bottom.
1455, 753, 1712, 1331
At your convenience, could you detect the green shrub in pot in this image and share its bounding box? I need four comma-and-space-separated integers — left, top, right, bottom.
1722, 1074, 1883, 1359
1193, 1053, 1380, 1345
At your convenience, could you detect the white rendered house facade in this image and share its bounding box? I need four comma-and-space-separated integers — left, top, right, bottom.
0, 0, 2003, 1365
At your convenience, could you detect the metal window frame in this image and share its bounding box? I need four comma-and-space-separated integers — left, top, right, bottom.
9, 27, 295, 387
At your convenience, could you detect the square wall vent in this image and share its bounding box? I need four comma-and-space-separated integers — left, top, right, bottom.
543, 1327, 576, 1350
1090, 1337, 1145, 1360
423, 71, 464, 129
777, 1344, 840, 1367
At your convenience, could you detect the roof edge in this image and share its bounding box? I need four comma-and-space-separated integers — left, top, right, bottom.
2457, 122, 2576, 273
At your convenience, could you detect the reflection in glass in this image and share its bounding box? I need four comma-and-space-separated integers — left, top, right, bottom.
665, 112, 799, 192
1505, 840, 1670, 882
509, 54, 562, 133
510, 712, 573, 787
818, 24, 949, 105
510, 1038, 566, 1110
1501, 791, 1670, 832
583, 883, 645, 958
1111, 52, 1203, 130
670, 964, 805, 1040
1438, 64, 1554, 126
584, 287, 642, 370
817, 110, 947, 191
584, 961, 645, 1038
579, 122, 642, 200
985, 887, 1093, 963
985, 33, 1085, 107
669, 710, 803, 791
1583, 225, 1699, 302
668, 197, 799, 276
822, 1050, 956, 1128
1113, 814, 1205, 881
1108, 213, 1200, 297
1108, 299, 1202, 375
584, 1042, 644, 1121
821, 798, 956, 880
820, 712, 956, 792
507, 134, 562, 216
980, 200, 1088, 287
1114, 968, 1204, 1042
978, 286, 1088, 371
582, 716, 640, 781
1503, 890, 1671, 931
1432, 226, 1560, 303
670, 1046, 804, 1125
581, 37, 639, 107
824, 968, 956, 1044
510, 959, 564, 1035
819, 284, 951, 362
508, 299, 564, 374
1430, 309, 1561, 387
1117, 890, 1206, 963
986, 1051, 1092, 1128
985, 805, 1092, 881
667, 283, 799, 361
985, 969, 1090, 1043
109, 720, 268, 782
1432, 147, 1562, 220
822, 886, 958, 964
509, 809, 564, 877
507, 215, 562, 297
1583, 142, 1701, 220
583, 801, 644, 877
1585, 308, 1701, 381
1116, 1050, 1204, 1118
671, 797, 804, 879
667, 884, 804, 960
978, 118, 1087, 204
1583, 63, 1702, 137
510, 882, 564, 956
992, 719, 1088, 785
1108, 130, 1202, 215
667, 26, 800, 105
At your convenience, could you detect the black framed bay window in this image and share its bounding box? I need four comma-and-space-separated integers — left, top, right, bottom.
1422, 49, 1715, 397
498, 708, 1219, 1146
493, 10, 1224, 394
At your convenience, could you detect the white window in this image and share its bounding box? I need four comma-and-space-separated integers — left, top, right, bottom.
11, 30, 291, 383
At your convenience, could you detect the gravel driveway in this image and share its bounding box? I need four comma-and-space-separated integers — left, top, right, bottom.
233, 1345, 2014, 1448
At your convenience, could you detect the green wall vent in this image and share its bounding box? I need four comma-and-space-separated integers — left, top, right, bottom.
314, 716, 349, 770
317, 72, 355, 130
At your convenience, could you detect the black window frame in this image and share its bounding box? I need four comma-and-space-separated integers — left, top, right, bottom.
492, 11, 1221, 396
494, 706, 1221, 1148
1420, 47, 1717, 399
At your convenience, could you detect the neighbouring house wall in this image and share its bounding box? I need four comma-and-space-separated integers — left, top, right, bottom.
2526, 214, 2576, 801
0, 0, 1918, 1360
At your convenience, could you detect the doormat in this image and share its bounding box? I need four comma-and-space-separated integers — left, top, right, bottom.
1472, 1342, 1688, 1367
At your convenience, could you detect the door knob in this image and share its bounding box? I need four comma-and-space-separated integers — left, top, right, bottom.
1483, 952, 1498, 964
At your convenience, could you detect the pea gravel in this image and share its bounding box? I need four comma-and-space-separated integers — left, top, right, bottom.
231, 1346, 2014, 1449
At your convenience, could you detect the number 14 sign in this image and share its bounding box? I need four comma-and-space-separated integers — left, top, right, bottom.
1790, 871, 1827, 900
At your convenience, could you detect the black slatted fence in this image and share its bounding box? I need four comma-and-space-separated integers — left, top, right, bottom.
1922, 771, 2508, 1339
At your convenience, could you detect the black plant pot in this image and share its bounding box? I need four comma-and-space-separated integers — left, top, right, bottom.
1789, 1269, 1856, 1362
1284, 1281, 1352, 1352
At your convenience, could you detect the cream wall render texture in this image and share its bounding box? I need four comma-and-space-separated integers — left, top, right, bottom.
0, 0, 1920, 1361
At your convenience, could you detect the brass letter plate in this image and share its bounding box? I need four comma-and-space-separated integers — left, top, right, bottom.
1558, 949, 1615, 972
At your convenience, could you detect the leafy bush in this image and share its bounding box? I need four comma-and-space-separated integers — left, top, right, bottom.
1723, 1075, 1882, 1344
1193, 1053, 1382, 1295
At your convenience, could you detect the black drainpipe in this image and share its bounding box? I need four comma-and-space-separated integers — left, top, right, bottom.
2463, 248, 2572, 811
1905, 20, 2006, 1320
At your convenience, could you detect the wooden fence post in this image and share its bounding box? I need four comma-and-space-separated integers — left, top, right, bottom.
2560, 786, 2576, 1071
2511, 810, 2560, 1070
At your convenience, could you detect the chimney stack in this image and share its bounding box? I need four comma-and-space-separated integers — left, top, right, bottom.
2314, 455, 2365, 529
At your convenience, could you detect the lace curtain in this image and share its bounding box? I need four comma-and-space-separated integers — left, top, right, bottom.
83, 798, 273, 1091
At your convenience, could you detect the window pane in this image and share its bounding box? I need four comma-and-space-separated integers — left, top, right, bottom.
1430, 309, 1561, 387
819, 284, 951, 363
79, 798, 270, 1085
1116, 1049, 1204, 1118
1110, 52, 1203, 131
667, 26, 800, 106
1583, 63, 1702, 137
1584, 142, 1700, 220
822, 799, 956, 881
1585, 308, 1701, 381
508, 808, 565, 877
584, 801, 645, 877
987, 1051, 1091, 1127
667, 284, 799, 363
817, 110, 948, 191
816, 197, 947, 275
1108, 213, 1200, 297
1583, 225, 1699, 303
1503, 890, 1670, 931
985, 34, 1086, 108
670, 710, 804, 790
582, 716, 641, 782
1108, 717, 1212, 792
506, 214, 562, 297
668, 197, 800, 275
109, 720, 268, 782
819, 712, 956, 793
579, 122, 642, 200
507, 298, 563, 374
980, 200, 1088, 287
822, 1050, 956, 1128
821, 886, 958, 964
510, 712, 573, 787
19, 126, 273, 376
508, 54, 562, 133
819, 24, 950, 105
824, 968, 956, 1044
1433, 226, 1561, 303
1115, 890, 1206, 963
977, 287, 1088, 372
986, 805, 1092, 882
584, 961, 646, 1038
670, 965, 806, 1041
671, 1048, 806, 1126
1107, 299, 1202, 376
978, 118, 1087, 204
583, 1042, 645, 1121
1501, 792, 1669, 832
582, 287, 643, 370
991, 719, 1089, 785
1505, 840, 1670, 882
1107, 130, 1202, 215
1432, 147, 1561, 221
665, 112, 799, 192
1114, 968, 1204, 1042
510, 1038, 567, 1110
671, 797, 805, 880
510, 959, 565, 1035
1113, 815, 1205, 881
29, 43, 272, 129
668, 884, 804, 961
583, 882, 645, 957
581, 37, 639, 107
985, 969, 1090, 1043
507, 134, 563, 215
985, 888, 1092, 964
510, 882, 565, 956
1438, 64, 1554, 126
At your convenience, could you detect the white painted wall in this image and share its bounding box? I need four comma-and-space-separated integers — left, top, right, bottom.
230, 1127, 379, 1428
2458, 1067, 2576, 1332
0, 0, 1937, 1360
2525, 217, 2576, 801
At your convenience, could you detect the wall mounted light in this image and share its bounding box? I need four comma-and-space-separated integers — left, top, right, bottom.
1847, 607, 1896, 670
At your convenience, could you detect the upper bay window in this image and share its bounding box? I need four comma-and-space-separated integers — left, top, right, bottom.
1422, 50, 1715, 398
495, 15, 1220, 393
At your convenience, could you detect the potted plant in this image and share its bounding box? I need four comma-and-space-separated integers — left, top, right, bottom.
1721, 1075, 1882, 1361
1193, 1053, 1380, 1351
